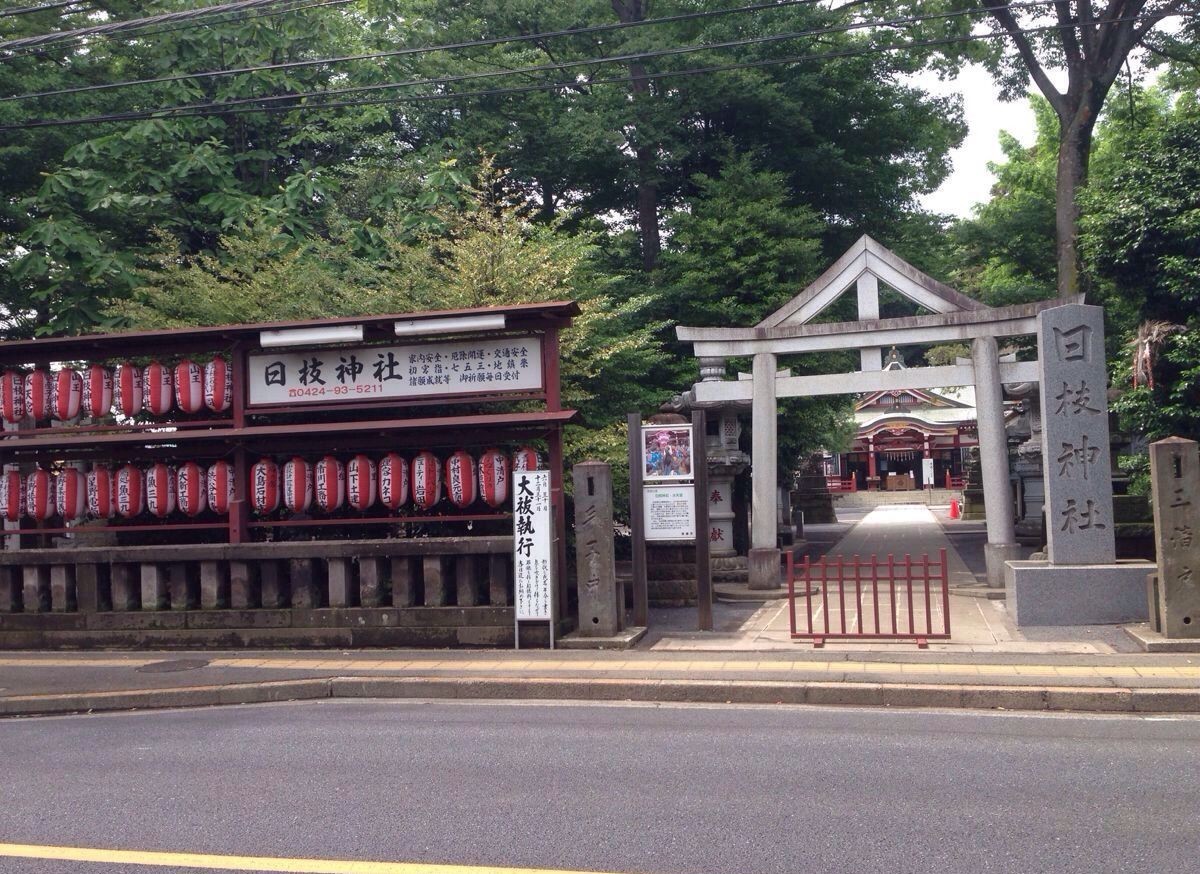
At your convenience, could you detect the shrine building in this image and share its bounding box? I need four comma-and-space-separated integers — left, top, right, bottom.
825, 348, 979, 492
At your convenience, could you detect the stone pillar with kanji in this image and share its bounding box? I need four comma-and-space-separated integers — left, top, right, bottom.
1149, 438, 1200, 638
1004, 303, 1154, 626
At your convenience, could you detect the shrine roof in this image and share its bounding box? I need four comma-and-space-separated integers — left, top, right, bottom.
0, 301, 579, 364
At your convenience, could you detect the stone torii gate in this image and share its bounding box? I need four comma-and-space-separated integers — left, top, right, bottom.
678, 236, 1077, 590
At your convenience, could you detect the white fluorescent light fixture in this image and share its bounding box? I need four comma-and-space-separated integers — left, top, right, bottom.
394, 313, 506, 337
259, 325, 364, 348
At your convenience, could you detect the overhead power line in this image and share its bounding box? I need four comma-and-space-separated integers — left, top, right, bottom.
0, 0, 354, 62
0, 1, 90, 19
4, 0, 1060, 105
0, 0, 825, 67
0, 11, 1189, 133
0, 0, 295, 51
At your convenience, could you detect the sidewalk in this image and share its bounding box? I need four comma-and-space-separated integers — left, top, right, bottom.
1, 503, 1195, 718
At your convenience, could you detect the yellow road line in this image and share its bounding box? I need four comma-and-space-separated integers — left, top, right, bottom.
3, 656, 1200, 681
0, 842, 622, 874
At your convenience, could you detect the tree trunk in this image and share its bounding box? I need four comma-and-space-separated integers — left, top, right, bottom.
612, 0, 661, 271
1054, 121, 1087, 300
1054, 86, 1102, 300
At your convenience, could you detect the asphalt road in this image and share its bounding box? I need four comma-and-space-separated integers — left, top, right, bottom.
1, 700, 1199, 874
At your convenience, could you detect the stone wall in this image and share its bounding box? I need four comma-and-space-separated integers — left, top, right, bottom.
0, 537, 539, 648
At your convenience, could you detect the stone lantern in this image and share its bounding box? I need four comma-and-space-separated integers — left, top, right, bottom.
665, 356, 751, 581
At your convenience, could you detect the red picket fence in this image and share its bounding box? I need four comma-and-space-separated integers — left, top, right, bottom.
787, 549, 951, 648
943, 472, 966, 489
825, 476, 857, 493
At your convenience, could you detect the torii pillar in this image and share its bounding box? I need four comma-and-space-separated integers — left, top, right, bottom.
749, 352, 781, 589
973, 335, 1021, 586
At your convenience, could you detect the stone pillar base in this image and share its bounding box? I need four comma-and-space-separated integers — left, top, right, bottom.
748, 547, 782, 590
1004, 559, 1154, 626
984, 542, 1022, 588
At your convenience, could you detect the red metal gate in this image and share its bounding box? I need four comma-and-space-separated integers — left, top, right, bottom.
787, 549, 951, 648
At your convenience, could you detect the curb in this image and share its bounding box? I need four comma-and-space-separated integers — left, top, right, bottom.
3, 675, 1200, 717
0, 678, 332, 717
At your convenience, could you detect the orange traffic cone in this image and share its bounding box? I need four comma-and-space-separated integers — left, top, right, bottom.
949, 498, 960, 520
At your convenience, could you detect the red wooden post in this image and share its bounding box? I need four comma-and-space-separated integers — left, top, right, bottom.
803, 555, 814, 635
836, 554, 846, 635
887, 554, 897, 634
229, 341, 249, 545
941, 547, 951, 636
787, 551, 797, 637
904, 553, 915, 635
820, 557, 830, 636
871, 554, 881, 634
922, 553, 932, 635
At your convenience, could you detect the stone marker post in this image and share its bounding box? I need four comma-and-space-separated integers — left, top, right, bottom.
1037, 304, 1116, 565
572, 461, 622, 637
1005, 303, 1154, 626
1150, 438, 1200, 638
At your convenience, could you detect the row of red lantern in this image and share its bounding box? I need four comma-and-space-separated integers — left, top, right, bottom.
251, 447, 538, 515
0, 464, 217, 522
0, 359, 232, 424
0, 448, 539, 522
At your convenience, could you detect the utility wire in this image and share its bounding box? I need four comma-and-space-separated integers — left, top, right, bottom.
0, 0, 298, 51
1, 0, 852, 102
0, 1, 90, 19
2, 12, 1185, 133
0, 0, 1051, 105
0, 0, 354, 62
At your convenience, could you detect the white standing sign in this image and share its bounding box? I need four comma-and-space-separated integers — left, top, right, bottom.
643, 484, 696, 541
248, 335, 543, 406
514, 470, 554, 641
922, 457, 935, 489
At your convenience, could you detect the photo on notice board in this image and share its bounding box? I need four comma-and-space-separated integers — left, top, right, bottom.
642, 425, 694, 481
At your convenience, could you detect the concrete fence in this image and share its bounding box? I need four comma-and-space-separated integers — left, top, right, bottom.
0, 537, 533, 648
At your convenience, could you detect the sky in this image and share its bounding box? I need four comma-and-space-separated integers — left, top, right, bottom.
914, 64, 1039, 219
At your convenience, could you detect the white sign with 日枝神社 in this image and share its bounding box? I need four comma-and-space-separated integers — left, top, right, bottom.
247, 336, 543, 406
513, 469, 553, 621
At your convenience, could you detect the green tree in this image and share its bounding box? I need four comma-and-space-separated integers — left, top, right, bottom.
658, 154, 854, 476
1, 0, 398, 335
951, 98, 1058, 306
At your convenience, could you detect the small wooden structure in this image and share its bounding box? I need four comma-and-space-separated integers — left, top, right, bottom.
0, 302, 577, 648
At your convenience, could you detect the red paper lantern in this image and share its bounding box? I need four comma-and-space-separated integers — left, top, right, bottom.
82, 364, 113, 419
56, 468, 87, 521
145, 463, 176, 518
23, 369, 52, 422
115, 464, 145, 518
143, 361, 174, 417
176, 461, 207, 516
87, 467, 116, 519
283, 456, 313, 513
51, 368, 82, 422
479, 448, 509, 508
347, 454, 376, 512
378, 453, 409, 511
1, 371, 24, 424
250, 458, 281, 514
174, 360, 204, 415
204, 357, 232, 412
512, 446, 539, 472
0, 470, 24, 522
114, 363, 144, 418
445, 450, 477, 508
314, 455, 345, 512
207, 461, 234, 515
25, 468, 55, 521
411, 451, 441, 511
